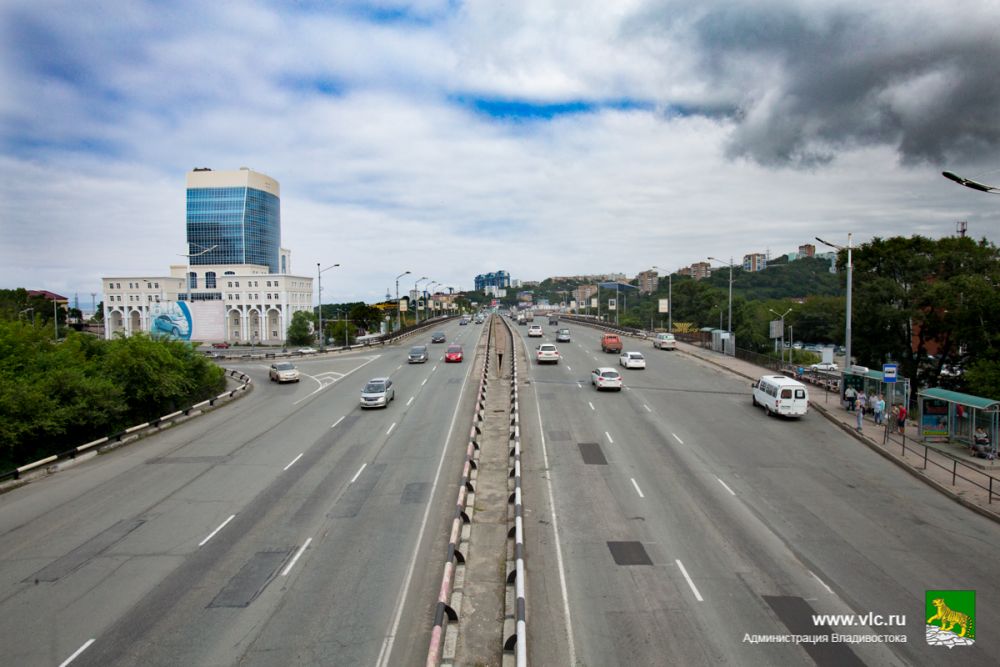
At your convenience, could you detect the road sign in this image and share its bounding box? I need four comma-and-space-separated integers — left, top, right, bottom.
883, 363, 898, 383
658, 298, 669, 313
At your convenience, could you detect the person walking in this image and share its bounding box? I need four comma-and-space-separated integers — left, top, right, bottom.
857, 392, 867, 418
856, 404, 864, 433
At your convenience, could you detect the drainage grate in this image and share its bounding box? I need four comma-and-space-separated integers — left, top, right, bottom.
578, 442, 607, 465
607, 541, 653, 566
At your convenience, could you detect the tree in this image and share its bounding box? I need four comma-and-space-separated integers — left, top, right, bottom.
349, 303, 383, 331
286, 311, 314, 346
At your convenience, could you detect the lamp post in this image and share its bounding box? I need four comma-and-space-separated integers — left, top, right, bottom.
317, 262, 340, 350
19, 307, 34, 326
428, 282, 439, 318
816, 234, 852, 369
769, 307, 793, 364
180, 242, 218, 303
395, 270, 410, 331
942, 171, 1000, 194
415, 276, 429, 323
707, 256, 733, 334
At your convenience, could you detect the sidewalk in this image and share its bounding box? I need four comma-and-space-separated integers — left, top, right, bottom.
675, 340, 1000, 523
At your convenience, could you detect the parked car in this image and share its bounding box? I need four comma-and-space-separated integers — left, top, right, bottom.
445, 344, 464, 363
269, 362, 301, 383
619, 351, 646, 369
653, 333, 676, 350
527, 325, 544, 337
556, 328, 571, 342
536, 343, 560, 364
297, 347, 318, 355
360, 377, 395, 408
601, 334, 623, 353
431, 332, 446, 343
591, 367, 623, 391
408, 345, 429, 363
211, 342, 231, 349
809, 362, 839, 372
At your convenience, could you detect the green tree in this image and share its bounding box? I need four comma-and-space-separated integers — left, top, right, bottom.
286, 311, 315, 346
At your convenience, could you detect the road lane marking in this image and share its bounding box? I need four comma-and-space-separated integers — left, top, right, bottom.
295, 355, 381, 405
350, 463, 367, 483
421, 378, 428, 386
716, 477, 736, 496
577, 381, 583, 389
605, 431, 614, 444
331, 416, 345, 429
811, 570, 834, 594
387, 422, 397, 435
588, 401, 595, 411
406, 396, 414, 406
199, 514, 236, 547
630, 478, 645, 498
283, 453, 304, 471
432, 365, 438, 372
566, 366, 572, 371
281, 537, 313, 576
396, 364, 402, 370
643, 404, 652, 412
672, 433, 684, 444
676, 559, 704, 602
59, 639, 95, 667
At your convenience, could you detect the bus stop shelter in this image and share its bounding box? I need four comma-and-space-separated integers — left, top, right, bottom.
841, 367, 910, 411
918, 387, 1000, 456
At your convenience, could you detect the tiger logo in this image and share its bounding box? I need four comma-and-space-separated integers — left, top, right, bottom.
927, 598, 974, 638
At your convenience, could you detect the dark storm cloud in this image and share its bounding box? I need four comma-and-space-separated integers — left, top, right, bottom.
633, 2, 1000, 167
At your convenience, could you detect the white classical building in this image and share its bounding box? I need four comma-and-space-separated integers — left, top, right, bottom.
103, 168, 314, 344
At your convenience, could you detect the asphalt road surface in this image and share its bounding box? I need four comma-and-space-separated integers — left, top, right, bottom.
514, 320, 1000, 667
0, 319, 484, 667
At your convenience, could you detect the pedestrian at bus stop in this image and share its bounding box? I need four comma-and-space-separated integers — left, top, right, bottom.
857, 392, 867, 417
855, 405, 864, 433
844, 386, 857, 411
897, 404, 907, 435
874, 395, 885, 425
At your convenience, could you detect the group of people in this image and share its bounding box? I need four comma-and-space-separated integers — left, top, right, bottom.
843, 387, 906, 433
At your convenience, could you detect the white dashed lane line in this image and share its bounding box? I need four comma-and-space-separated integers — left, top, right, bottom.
283, 453, 304, 471
350, 463, 367, 484
672, 433, 684, 445
643, 404, 652, 412
406, 396, 414, 406
605, 431, 614, 444
676, 560, 704, 601
59, 639, 95, 667
281, 537, 313, 577
588, 401, 595, 411
387, 422, 396, 435
716, 477, 736, 496
199, 514, 236, 547
630, 478, 645, 498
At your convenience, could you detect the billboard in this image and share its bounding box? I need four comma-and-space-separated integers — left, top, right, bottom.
769, 320, 783, 338
148, 301, 225, 342
608, 298, 617, 311
658, 298, 669, 314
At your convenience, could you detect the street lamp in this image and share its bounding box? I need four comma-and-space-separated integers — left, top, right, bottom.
769, 307, 793, 364
428, 282, 439, 317
415, 276, 429, 323
942, 171, 1000, 194
707, 256, 734, 334
317, 262, 340, 350
19, 307, 34, 326
180, 242, 218, 303
395, 270, 410, 331
816, 234, 853, 369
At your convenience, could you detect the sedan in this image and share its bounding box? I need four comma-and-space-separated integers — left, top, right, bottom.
591, 367, 623, 391
211, 342, 231, 349
809, 362, 839, 372
527, 325, 543, 337
431, 332, 446, 343
408, 345, 429, 363
620, 351, 646, 369
445, 344, 464, 363
297, 347, 318, 355
556, 329, 571, 342
269, 362, 301, 383
360, 377, 395, 408
536, 343, 560, 364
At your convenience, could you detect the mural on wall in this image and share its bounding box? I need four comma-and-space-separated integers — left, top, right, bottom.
149, 301, 192, 341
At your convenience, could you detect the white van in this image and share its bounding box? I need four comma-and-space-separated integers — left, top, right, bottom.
752, 375, 809, 418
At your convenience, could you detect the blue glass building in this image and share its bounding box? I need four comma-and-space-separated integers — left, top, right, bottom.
186, 168, 281, 272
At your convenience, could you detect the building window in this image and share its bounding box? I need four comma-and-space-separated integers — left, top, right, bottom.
224, 271, 235, 276
154, 282, 159, 288
206, 271, 217, 288
188, 272, 197, 289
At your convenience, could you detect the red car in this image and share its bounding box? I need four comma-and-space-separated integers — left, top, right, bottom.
444, 344, 463, 363
212, 342, 231, 349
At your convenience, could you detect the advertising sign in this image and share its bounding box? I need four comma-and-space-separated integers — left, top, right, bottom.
608, 298, 617, 311
769, 320, 783, 339
149, 301, 192, 341
922, 398, 949, 437
590, 297, 598, 309
189, 301, 225, 341
659, 298, 670, 314
399, 298, 408, 312
417, 300, 425, 311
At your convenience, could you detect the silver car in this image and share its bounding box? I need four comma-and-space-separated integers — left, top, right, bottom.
269, 361, 301, 383
556, 328, 571, 342
408, 345, 429, 363
360, 377, 395, 408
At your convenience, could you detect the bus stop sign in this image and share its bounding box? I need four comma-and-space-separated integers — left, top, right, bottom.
883, 363, 898, 383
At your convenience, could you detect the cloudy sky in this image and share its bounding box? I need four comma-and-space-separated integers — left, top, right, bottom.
2, 0, 999, 307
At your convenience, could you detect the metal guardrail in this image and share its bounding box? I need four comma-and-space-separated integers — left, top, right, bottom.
502, 314, 527, 667
0, 369, 252, 484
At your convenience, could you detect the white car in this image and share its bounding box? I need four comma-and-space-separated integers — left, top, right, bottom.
360, 377, 395, 408
297, 347, 318, 355
653, 333, 676, 350
620, 351, 646, 369
809, 362, 839, 372
536, 343, 560, 364
527, 324, 543, 337
591, 367, 623, 391
269, 362, 301, 383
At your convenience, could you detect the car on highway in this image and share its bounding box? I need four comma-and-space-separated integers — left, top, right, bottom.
601, 333, 622, 353
536, 343, 560, 364
619, 351, 646, 369
269, 361, 301, 383
408, 345, 429, 363
591, 367, 623, 391
459, 317, 469, 326
445, 344, 464, 363
297, 347, 318, 355
809, 362, 839, 372
211, 341, 231, 349
431, 332, 446, 343
360, 377, 395, 408
556, 328, 571, 342
653, 333, 676, 350
527, 324, 543, 337
548, 316, 559, 325
474, 316, 484, 324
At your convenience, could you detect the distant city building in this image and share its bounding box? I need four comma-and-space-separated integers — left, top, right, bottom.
518, 291, 534, 303
743, 253, 767, 272
798, 243, 816, 258
103, 168, 313, 344
474, 270, 511, 292
686, 261, 712, 280
635, 270, 659, 295
574, 284, 598, 305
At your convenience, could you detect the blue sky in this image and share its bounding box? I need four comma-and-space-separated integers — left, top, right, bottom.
2, 0, 999, 306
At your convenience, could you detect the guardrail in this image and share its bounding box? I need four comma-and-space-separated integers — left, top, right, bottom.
427, 316, 491, 666
501, 314, 527, 667
0, 369, 252, 484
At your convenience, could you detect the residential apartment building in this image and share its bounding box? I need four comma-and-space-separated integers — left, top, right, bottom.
474, 270, 511, 292
636, 270, 659, 294
743, 253, 768, 272
573, 284, 598, 305
798, 243, 816, 258
680, 262, 712, 280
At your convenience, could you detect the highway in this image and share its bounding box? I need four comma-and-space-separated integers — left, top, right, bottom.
0, 319, 483, 667
513, 319, 1000, 666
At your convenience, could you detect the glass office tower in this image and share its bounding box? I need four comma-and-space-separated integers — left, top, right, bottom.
186, 168, 281, 272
